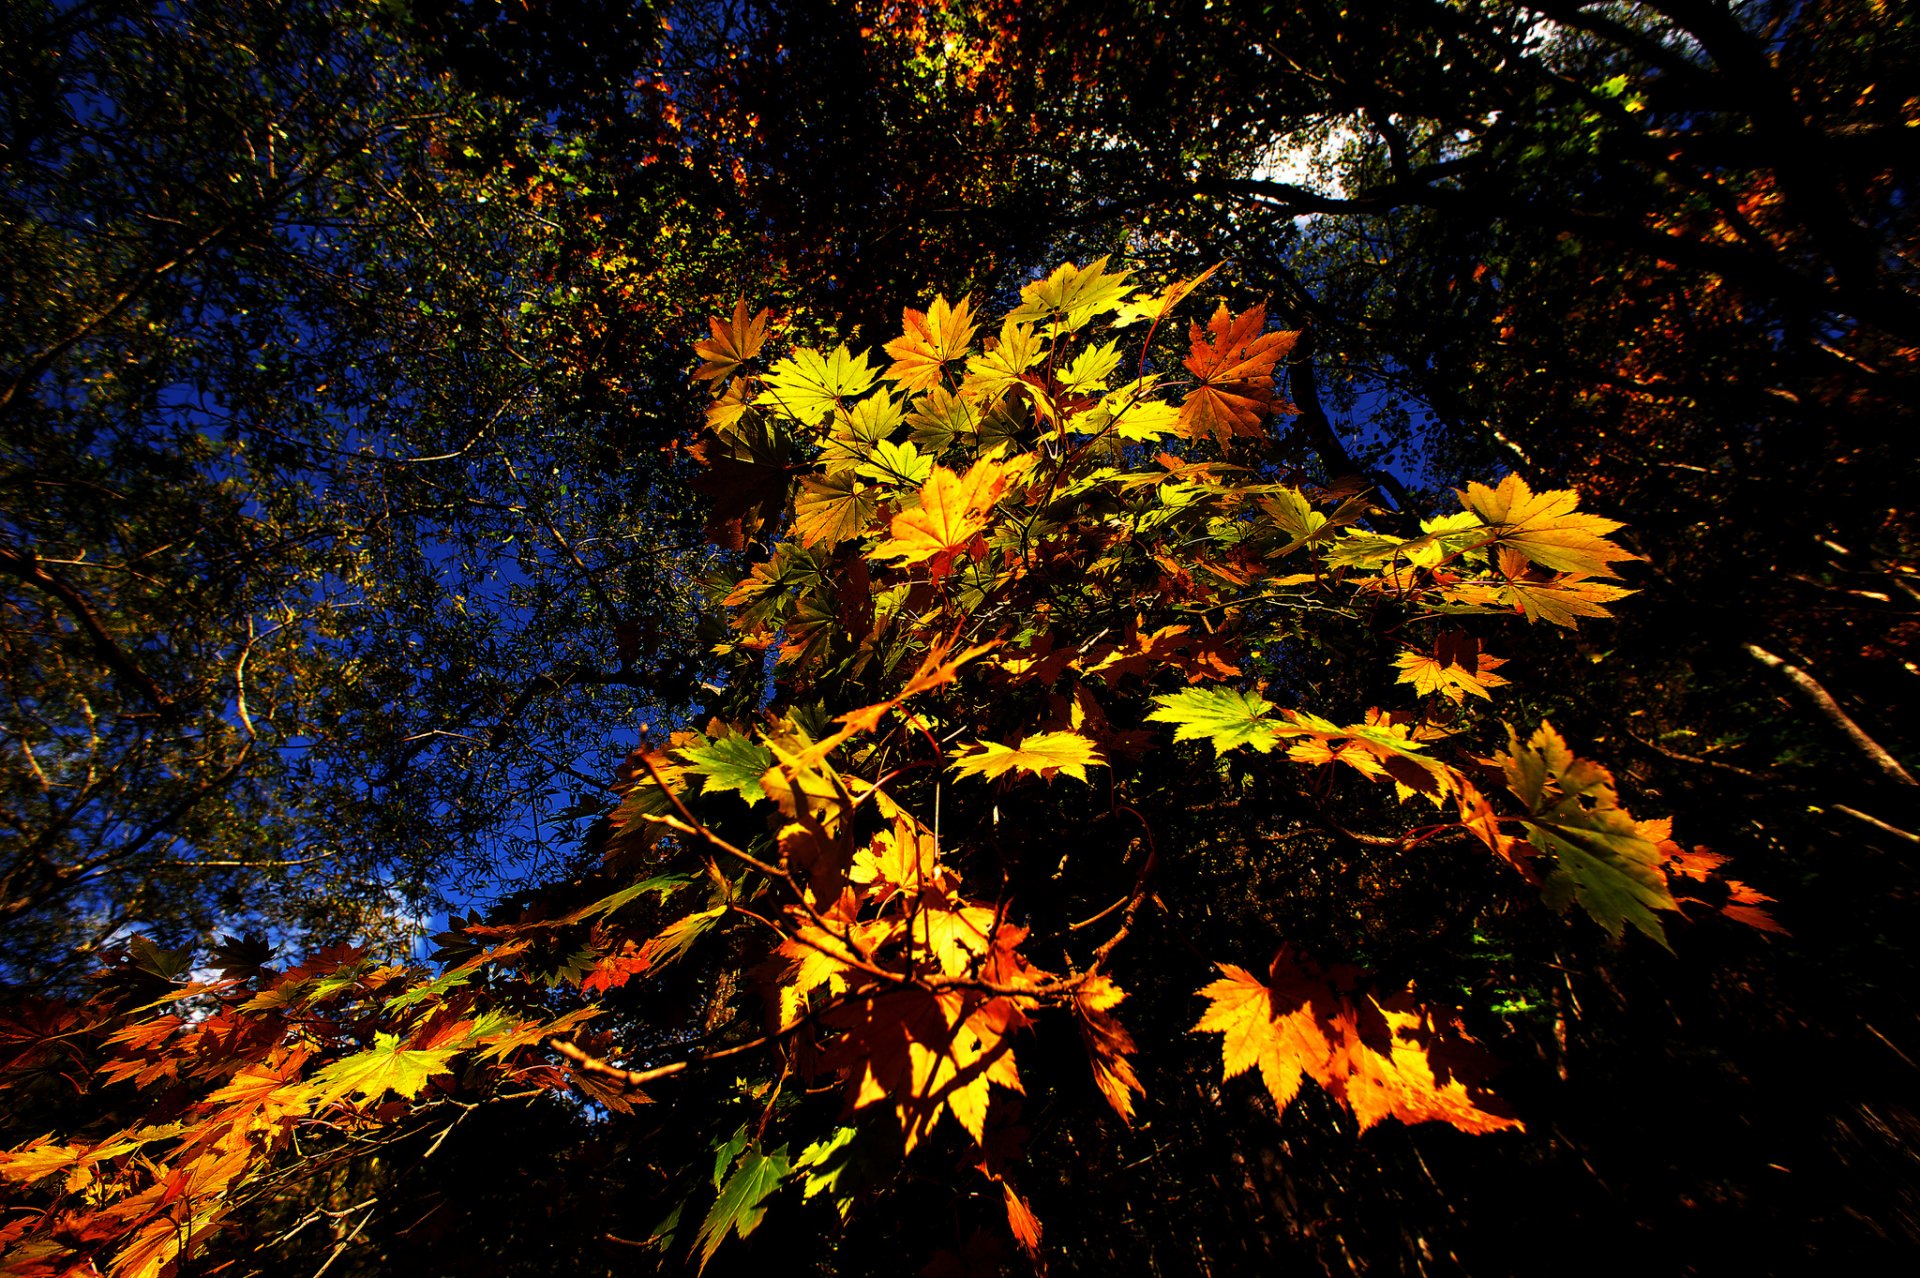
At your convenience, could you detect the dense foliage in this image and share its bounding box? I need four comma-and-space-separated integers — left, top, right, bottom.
2, 1, 1916, 1274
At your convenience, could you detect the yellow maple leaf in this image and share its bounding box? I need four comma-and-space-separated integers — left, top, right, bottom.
948, 730, 1106, 783
1458, 474, 1635, 578
1393, 637, 1510, 703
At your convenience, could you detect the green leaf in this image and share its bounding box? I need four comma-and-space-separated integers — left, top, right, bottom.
796, 1126, 859, 1219
694, 1141, 793, 1273
1147, 687, 1281, 754
1500, 722, 1676, 946
681, 735, 776, 805
308, 1032, 458, 1105
819, 393, 903, 472
905, 384, 980, 453
711, 1123, 749, 1189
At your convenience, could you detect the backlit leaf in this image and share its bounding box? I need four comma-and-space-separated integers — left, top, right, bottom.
949, 731, 1106, 783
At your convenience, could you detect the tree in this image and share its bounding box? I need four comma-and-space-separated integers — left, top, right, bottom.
0, 0, 735, 979
3, 2, 1916, 1273
0, 263, 1782, 1275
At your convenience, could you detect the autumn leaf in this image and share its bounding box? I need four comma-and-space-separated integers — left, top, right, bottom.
694, 299, 769, 383
1112, 261, 1222, 328
1394, 633, 1510, 703
1000, 1179, 1044, 1260
690, 415, 796, 550
1458, 474, 1635, 578
872, 455, 1009, 570
1056, 339, 1122, 394
884, 294, 979, 392
1499, 721, 1677, 944
1179, 303, 1298, 444
307, 1032, 458, 1105
1073, 974, 1145, 1123
963, 315, 1047, 405
1008, 256, 1132, 332
1193, 961, 1331, 1111
1146, 686, 1280, 754
1195, 952, 1520, 1135
757, 345, 879, 426
949, 731, 1106, 783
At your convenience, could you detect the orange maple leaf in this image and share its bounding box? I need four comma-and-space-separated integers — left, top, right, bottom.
1195, 950, 1519, 1135
1178, 303, 1298, 444
1073, 973, 1145, 1123
883, 294, 979, 392
693, 299, 769, 383
873, 456, 1009, 573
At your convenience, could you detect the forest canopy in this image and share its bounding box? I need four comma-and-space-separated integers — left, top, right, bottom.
1, 1, 1916, 1274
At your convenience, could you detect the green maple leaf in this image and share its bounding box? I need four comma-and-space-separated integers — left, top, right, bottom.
694, 1140, 793, 1273
1146, 687, 1281, 754
681, 734, 776, 804
308, 1032, 458, 1105
757, 345, 878, 426
1501, 722, 1676, 945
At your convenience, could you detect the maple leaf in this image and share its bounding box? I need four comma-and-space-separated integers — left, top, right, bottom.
948, 731, 1106, 783
680, 732, 777, 804
1458, 474, 1635, 578
1056, 339, 1122, 394
872, 455, 1009, 571
884, 294, 979, 392
1112, 261, 1222, 328
1455, 777, 1537, 879
689, 415, 795, 550
829, 988, 1027, 1152
1073, 974, 1145, 1123
1146, 686, 1280, 754
693, 299, 769, 383
850, 816, 943, 904
795, 1126, 857, 1212
1394, 633, 1510, 703
1195, 952, 1520, 1135
906, 384, 982, 452
855, 437, 934, 488
1480, 547, 1636, 627
1008, 256, 1132, 332
307, 1032, 458, 1105
1271, 709, 1455, 803
1178, 304, 1298, 444
203, 1050, 312, 1134
1499, 721, 1677, 945
1194, 962, 1333, 1110
695, 1140, 793, 1274
999, 1180, 1043, 1260
963, 315, 1048, 410
818, 393, 905, 473
756, 345, 878, 426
